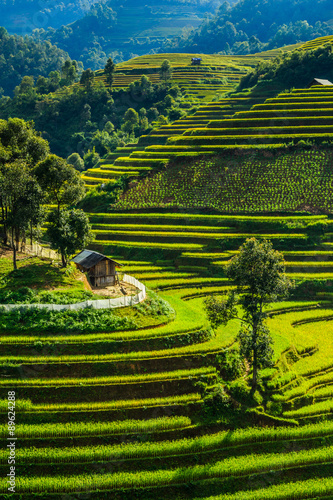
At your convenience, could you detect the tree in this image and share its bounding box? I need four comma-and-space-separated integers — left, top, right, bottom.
0, 161, 44, 269
0, 118, 49, 168
61, 60, 78, 86
122, 108, 139, 134
204, 238, 293, 393
46, 208, 94, 266
33, 154, 85, 214
159, 59, 173, 84
104, 57, 115, 89
80, 69, 95, 91
0, 118, 49, 252
67, 152, 84, 172
83, 149, 100, 170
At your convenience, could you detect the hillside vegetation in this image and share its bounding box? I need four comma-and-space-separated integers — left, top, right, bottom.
2, 32, 333, 499
163, 0, 333, 54
0, 0, 99, 34
114, 148, 333, 213
34, 0, 222, 68
84, 37, 333, 194
0, 27, 73, 96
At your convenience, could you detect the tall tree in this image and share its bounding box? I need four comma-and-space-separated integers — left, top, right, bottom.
0, 162, 44, 269
46, 208, 94, 267
33, 154, 85, 215
104, 57, 115, 89
0, 118, 49, 251
0, 118, 49, 168
204, 238, 293, 393
80, 68, 95, 91
61, 60, 79, 86
159, 59, 173, 84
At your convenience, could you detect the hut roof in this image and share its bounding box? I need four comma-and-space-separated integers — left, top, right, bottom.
307, 78, 333, 87
72, 250, 122, 270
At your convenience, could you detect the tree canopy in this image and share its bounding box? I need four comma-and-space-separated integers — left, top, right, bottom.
205, 238, 293, 392
33, 154, 85, 213
46, 208, 94, 266
162, 0, 333, 55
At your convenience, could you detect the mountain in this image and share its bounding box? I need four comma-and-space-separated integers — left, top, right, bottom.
162, 0, 333, 54
34, 0, 224, 68
0, 27, 73, 96
0, 0, 99, 34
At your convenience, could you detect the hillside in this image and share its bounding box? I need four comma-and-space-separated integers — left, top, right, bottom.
35, 0, 224, 68
0, 0, 99, 34
2, 33, 333, 499
162, 0, 333, 54
80, 37, 333, 188
0, 27, 74, 96
0, 50, 273, 159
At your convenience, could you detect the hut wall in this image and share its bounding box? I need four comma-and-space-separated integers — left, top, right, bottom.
88, 259, 117, 287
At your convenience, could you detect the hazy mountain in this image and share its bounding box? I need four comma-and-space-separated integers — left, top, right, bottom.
33, 0, 224, 68
162, 0, 333, 54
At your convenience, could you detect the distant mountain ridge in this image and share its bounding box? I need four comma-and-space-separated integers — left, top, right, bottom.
162, 0, 333, 54
32, 0, 224, 68
0, 0, 99, 34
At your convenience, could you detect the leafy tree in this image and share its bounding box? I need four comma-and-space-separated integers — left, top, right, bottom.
67, 152, 84, 172
46, 208, 94, 266
33, 154, 85, 214
204, 238, 293, 392
0, 118, 49, 167
0, 162, 43, 269
160, 59, 173, 83
104, 57, 115, 88
61, 60, 79, 86
83, 149, 100, 170
122, 107, 139, 133
80, 69, 95, 91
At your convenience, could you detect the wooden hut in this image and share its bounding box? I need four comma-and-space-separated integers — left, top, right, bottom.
72, 250, 123, 288
191, 57, 202, 65
307, 78, 333, 88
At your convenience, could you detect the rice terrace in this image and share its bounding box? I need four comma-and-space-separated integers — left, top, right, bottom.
1, 1, 333, 496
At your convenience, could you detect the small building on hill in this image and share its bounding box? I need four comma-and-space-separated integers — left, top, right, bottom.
72, 250, 123, 288
307, 78, 333, 88
191, 57, 202, 65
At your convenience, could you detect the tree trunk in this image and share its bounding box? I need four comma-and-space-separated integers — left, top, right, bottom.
61, 253, 67, 267
251, 325, 258, 394
12, 228, 17, 270
251, 348, 258, 394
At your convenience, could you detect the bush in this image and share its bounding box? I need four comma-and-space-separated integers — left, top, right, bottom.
133, 291, 174, 319
203, 384, 232, 414
0, 307, 137, 333
228, 379, 251, 404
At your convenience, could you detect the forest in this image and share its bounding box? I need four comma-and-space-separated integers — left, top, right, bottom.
163, 0, 333, 54
0, 27, 73, 96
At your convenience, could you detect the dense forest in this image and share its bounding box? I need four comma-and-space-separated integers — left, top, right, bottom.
162, 0, 333, 54
32, 0, 222, 68
0, 27, 77, 96
0, 68, 187, 161
239, 41, 333, 90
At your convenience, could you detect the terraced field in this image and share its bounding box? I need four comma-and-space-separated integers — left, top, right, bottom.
82, 88, 281, 187
81, 47, 303, 188
4, 36, 333, 498
3, 211, 333, 497
82, 44, 333, 189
